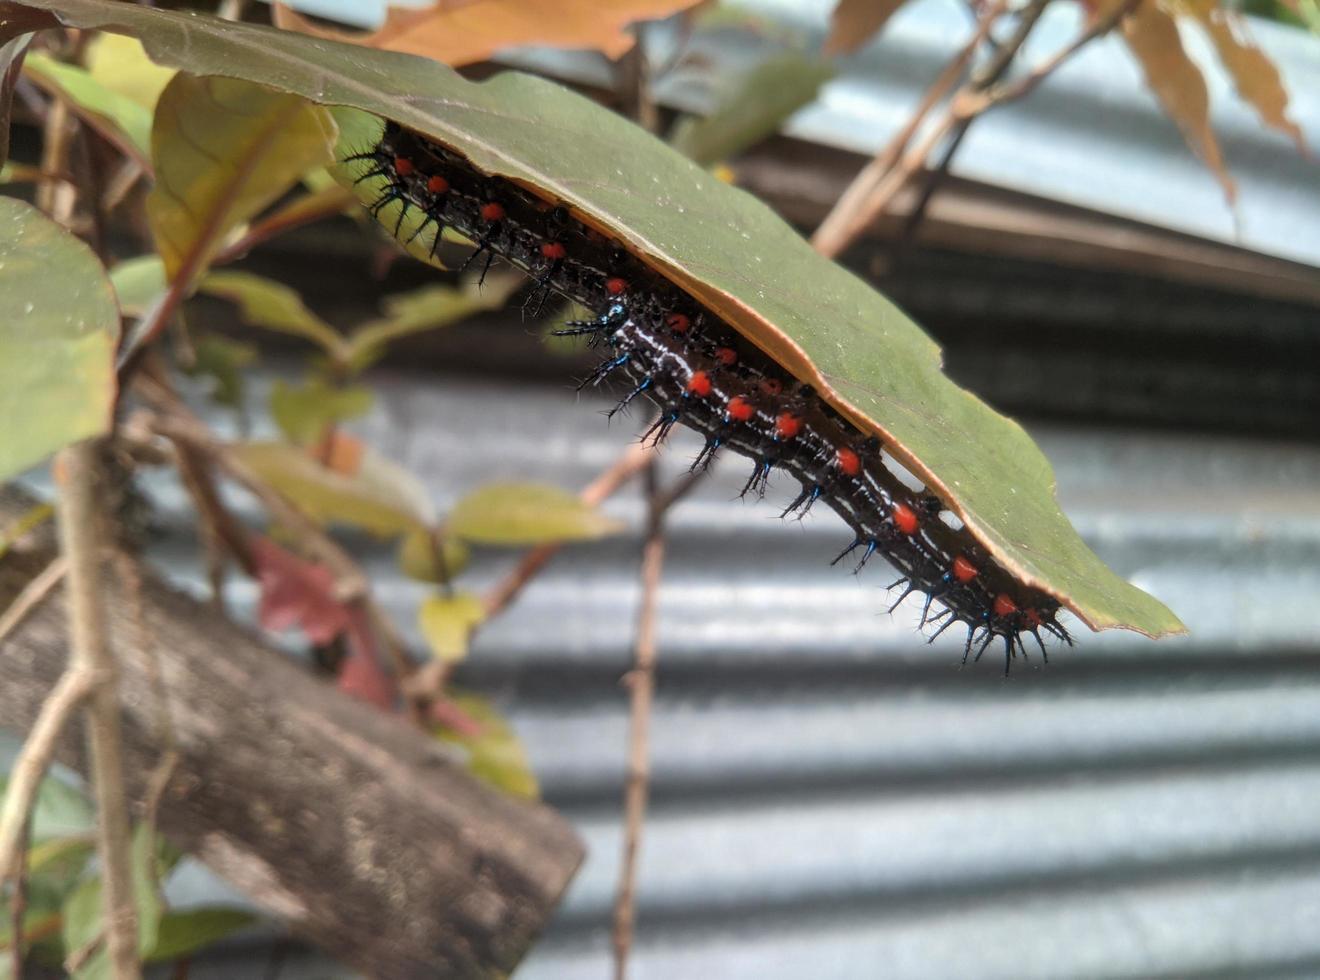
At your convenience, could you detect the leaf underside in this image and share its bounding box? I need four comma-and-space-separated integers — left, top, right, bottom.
11, 0, 1186, 637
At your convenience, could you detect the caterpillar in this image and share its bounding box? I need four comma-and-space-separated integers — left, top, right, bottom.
343, 121, 1074, 670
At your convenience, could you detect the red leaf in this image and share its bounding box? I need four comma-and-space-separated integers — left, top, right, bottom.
337, 605, 397, 709
251, 535, 351, 645
428, 697, 484, 738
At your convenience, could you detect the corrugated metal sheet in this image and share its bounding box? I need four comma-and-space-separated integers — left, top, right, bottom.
133, 368, 1320, 979
512, 0, 1320, 268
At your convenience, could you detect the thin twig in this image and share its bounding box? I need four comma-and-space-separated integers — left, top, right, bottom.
138, 375, 423, 718
57, 443, 141, 979
892, 0, 1051, 248
810, 2, 1006, 258
611, 464, 703, 980
210, 185, 354, 267
139, 382, 369, 603
8, 817, 30, 980
0, 557, 67, 647
0, 665, 97, 883
977, 0, 1143, 108
480, 440, 654, 621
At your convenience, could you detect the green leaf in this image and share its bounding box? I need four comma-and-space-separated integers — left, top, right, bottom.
23, 51, 152, 160
58, 825, 169, 976
268, 377, 372, 446
200, 270, 344, 358
186, 334, 259, 409
448, 483, 625, 546
12, 0, 1185, 636
108, 254, 166, 317
418, 592, 485, 663
146, 73, 336, 289
0, 199, 119, 480
0, 772, 93, 843
396, 526, 469, 584
26, 834, 95, 877
131, 824, 167, 954
435, 693, 538, 800
669, 52, 834, 166
84, 33, 172, 111
28, 776, 93, 841
230, 440, 433, 537
145, 907, 255, 963
60, 876, 104, 976
343, 275, 521, 374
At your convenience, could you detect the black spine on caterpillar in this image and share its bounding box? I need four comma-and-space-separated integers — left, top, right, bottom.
346, 121, 1074, 671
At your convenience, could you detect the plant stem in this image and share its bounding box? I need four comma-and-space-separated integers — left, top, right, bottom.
0, 653, 91, 880
56, 442, 140, 979
610, 464, 703, 980
810, 1, 1006, 258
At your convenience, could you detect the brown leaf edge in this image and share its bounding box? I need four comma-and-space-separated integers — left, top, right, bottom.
823, 0, 911, 56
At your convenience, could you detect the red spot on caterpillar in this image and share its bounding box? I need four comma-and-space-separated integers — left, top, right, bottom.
994, 594, 1018, 618
775, 413, 801, 440
892, 501, 919, 535
426, 174, 449, 194
480, 202, 505, 222
727, 396, 755, 422
541, 241, 567, 260
687, 371, 712, 397
715, 347, 738, 367
606, 277, 628, 296
666, 313, 691, 333
835, 447, 861, 477
759, 378, 784, 397
1024, 608, 1042, 628
952, 555, 978, 583
393, 156, 415, 176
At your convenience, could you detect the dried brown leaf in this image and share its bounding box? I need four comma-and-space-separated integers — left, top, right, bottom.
823, 0, 911, 56
272, 0, 704, 67
1121, 0, 1235, 203
1194, 7, 1307, 155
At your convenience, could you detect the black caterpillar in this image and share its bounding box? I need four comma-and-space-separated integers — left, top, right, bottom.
343, 121, 1073, 669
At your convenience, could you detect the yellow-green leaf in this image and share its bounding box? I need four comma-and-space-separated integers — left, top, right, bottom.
85, 32, 173, 111
231, 440, 434, 537
397, 526, 470, 583
344, 274, 521, 373
108, 254, 166, 317
448, 483, 625, 546
146, 74, 336, 288
418, 592, 485, 662
1122, 0, 1235, 203
23, 52, 152, 161
187, 334, 258, 408
0, 199, 119, 480
435, 692, 539, 799
145, 908, 255, 964
200, 270, 344, 357
268, 377, 372, 446
25, 834, 94, 876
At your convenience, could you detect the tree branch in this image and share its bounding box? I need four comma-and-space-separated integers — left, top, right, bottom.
0, 487, 584, 978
